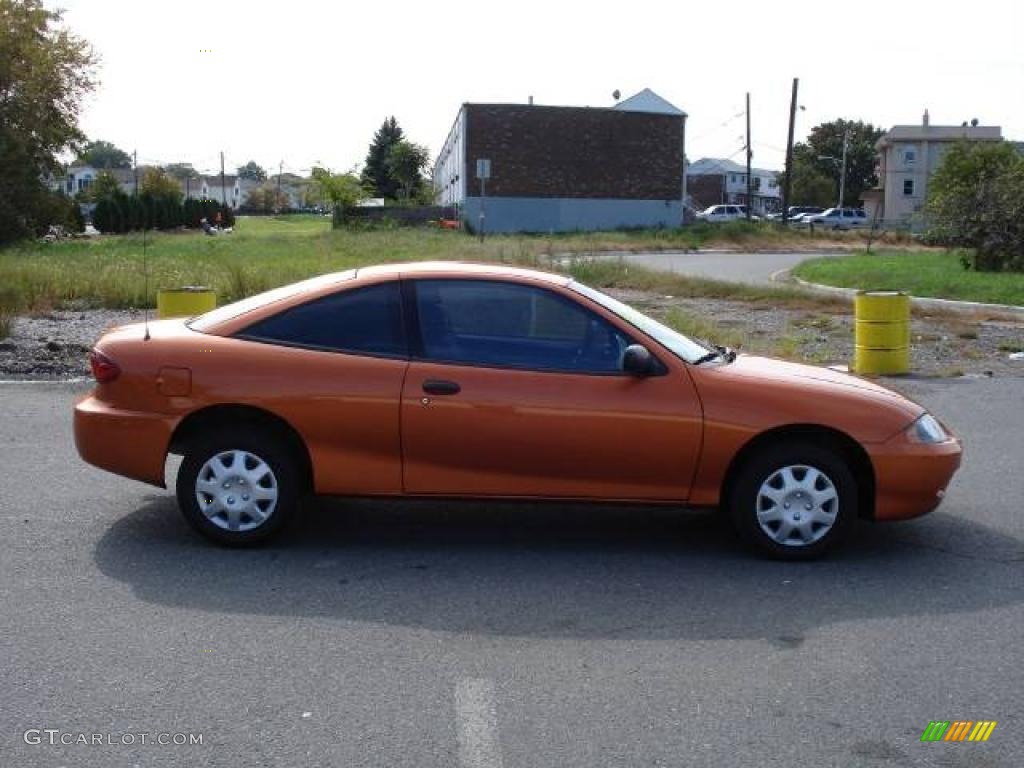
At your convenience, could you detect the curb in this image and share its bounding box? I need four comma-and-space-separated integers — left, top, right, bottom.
774, 270, 1024, 317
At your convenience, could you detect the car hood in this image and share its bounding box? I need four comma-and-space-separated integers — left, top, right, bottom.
729, 355, 909, 398
691, 354, 925, 440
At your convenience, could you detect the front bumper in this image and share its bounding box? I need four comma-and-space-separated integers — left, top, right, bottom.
74, 394, 177, 487
870, 435, 963, 521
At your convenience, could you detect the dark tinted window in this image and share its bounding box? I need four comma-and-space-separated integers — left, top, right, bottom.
414, 279, 630, 373
239, 281, 406, 356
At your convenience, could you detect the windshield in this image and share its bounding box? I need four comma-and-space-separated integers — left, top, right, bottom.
188, 270, 356, 331
569, 281, 713, 363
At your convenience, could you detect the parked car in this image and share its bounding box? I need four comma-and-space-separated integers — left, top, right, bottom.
767, 206, 825, 223
801, 207, 868, 230
696, 204, 759, 222
74, 262, 962, 559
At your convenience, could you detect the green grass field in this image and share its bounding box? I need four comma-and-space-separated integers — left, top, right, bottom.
0, 215, 847, 315
794, 250, 1024, 307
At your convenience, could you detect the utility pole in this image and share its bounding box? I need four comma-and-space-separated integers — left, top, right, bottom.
220, 151, 227, 208
838, 128, 849, 209
276, 160, 283, 212
132, 150, 138, 196
745, 92, 753, 221
781, 78, 799, 224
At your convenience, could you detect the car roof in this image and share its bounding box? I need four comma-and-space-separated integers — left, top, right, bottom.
357, 261, 571, 286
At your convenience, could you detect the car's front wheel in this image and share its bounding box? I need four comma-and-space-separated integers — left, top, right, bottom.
176, 428, 299, 546
728, 441, 856, 560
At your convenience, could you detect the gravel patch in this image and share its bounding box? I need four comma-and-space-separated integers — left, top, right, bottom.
0, 309, 142, 379
1, 295, 1022, 380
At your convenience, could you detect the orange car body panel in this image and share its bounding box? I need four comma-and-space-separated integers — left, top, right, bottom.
73, 262, 962, 521
401, 360, 702, 500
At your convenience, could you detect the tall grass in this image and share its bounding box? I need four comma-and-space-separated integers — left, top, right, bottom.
0, 215, 870, 312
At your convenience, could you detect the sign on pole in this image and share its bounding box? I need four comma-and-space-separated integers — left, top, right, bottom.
476, 158, 491, 180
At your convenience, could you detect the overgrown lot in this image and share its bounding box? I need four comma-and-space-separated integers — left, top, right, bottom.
0, 216, 908, 315
794, 250, 1024, 307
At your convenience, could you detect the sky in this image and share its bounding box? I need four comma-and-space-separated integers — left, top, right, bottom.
52, 0, 1024, 178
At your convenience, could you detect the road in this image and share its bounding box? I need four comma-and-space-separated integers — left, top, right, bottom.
2, 378, 1022, 767
606, 250, 843, 285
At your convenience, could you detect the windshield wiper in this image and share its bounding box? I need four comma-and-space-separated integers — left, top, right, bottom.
692, 350, 723, 365
693, 345, 736, 366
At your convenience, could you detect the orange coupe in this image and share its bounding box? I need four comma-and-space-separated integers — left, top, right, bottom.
74, 262, 962, 558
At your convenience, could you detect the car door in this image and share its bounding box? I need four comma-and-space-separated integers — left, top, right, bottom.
230, 278, 409, 495
399, 278, 704, 501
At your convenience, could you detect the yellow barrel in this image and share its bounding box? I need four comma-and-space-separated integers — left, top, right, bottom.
854, 291, 910, 375
157, 286, 217, 319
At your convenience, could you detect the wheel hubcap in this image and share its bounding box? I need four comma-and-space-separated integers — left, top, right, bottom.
755, 464, 838, 547
195, 450, 278, 532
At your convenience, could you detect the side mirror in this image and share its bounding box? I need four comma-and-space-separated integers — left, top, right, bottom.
622, 344, 654, 376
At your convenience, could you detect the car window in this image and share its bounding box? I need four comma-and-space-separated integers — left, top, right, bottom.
237, 281, 406, 357
843, 210, 854, 218
413, 279, 630, 373
189, 270, 356, 331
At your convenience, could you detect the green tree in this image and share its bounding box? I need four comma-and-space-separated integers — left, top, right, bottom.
387, 141, 430, 201
360, 116, 405, 199
77, 139, 131, 169
77, 170, 122, 203
141, 167, 182, 201
0, 0, 97, 243
926, 140, 1024, 272
780, 158, 836, 208
312, 166, 366, 227
237, 161, 267, 181
792, 119, 884, 208
242, 183, 291, 213
164, 162, 199, 181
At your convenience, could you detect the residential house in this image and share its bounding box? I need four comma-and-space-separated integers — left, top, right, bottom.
432, 88, 687, 233
189, 175, 242, 209
686, 158, 781, 215
54, 164, 138, 197
862, 111, 1003, 226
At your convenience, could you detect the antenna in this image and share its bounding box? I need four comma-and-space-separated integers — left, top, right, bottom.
142, 206, 150, 341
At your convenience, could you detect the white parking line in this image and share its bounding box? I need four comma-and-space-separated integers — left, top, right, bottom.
455, 678, 504, 768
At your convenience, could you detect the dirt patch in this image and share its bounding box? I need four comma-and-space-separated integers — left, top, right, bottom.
609, 289, 1024, 379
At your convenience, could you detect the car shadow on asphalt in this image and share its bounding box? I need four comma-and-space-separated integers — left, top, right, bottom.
93, 494, 1024, 642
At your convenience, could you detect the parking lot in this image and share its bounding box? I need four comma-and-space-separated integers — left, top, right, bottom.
2, 377, 1022, 767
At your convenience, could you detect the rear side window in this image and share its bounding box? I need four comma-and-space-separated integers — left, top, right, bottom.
238, 281, 406, 357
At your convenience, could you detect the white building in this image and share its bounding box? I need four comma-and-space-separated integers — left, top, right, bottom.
686, 158, 781, 214
862, 112, 1003, 226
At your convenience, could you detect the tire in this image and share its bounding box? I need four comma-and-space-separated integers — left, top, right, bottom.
728, 441, 856, 560
176, 427, 300, 546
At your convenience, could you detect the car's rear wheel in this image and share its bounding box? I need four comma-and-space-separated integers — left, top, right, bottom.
176, 428, 299, 546
728, 441, 856, 560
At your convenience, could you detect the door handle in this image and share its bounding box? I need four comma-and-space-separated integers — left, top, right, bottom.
422, 379, 461, 396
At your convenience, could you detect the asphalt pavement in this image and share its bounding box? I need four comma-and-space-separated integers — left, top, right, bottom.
607, 250, 844, 285
1, 377, 1022, 767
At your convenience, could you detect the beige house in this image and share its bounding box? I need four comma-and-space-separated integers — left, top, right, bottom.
862, 112, 1002, 227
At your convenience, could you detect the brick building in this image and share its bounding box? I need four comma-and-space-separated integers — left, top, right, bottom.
433, 89, 686, 233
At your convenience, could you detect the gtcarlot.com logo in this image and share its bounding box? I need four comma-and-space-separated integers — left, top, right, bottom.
24, 729, 203, 747
920, 720, 997, 742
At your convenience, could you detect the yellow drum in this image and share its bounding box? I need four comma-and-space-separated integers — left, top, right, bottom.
157, 287, 217, 319
854, 291, 910, 375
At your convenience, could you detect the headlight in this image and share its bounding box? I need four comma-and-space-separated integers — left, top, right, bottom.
908, 413, 948, 444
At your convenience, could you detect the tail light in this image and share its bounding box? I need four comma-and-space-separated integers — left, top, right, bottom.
89, 349, 121, 383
